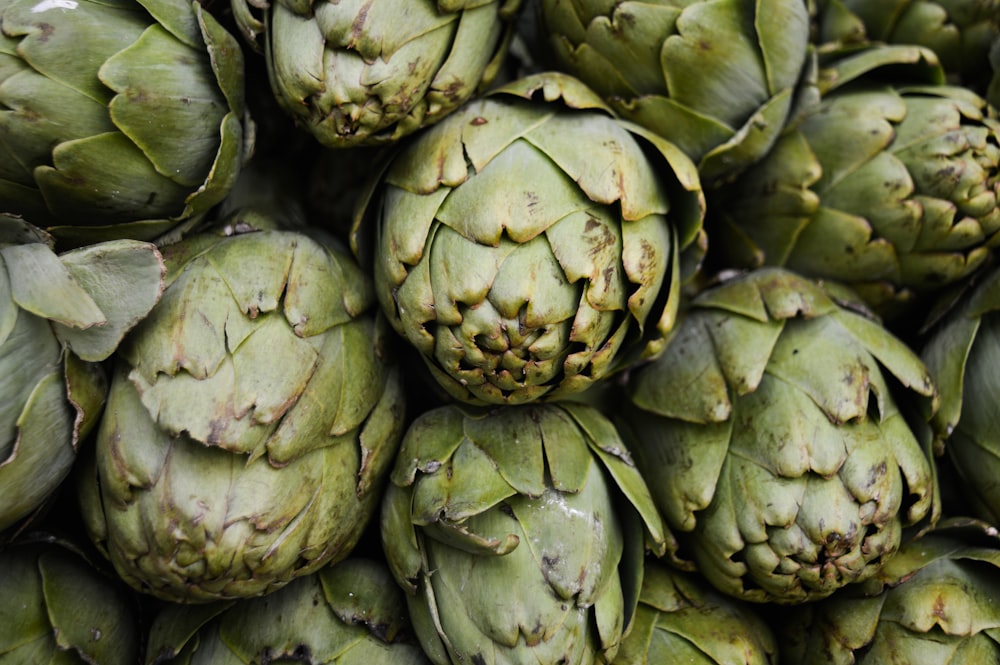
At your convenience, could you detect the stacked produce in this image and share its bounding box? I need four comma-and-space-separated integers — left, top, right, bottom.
1, 0, 999, 663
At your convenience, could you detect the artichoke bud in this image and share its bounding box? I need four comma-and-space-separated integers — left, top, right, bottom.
77, 206, 407, 603
381, 401, 675, 665
145, 557, 431, 664
538, 0, 813, 185
813, 0, 1000, 90
0, 532, 142, 665
615, 557, 779, 665
707, 44, 1000, 322
233, 0, 525, 148
0, 0, 250, 248
353, 71, 705, 406
620, 267, 940, 605
0, 214, 164, 536
922, 264, 1000, 525
776, 517, 1000, 663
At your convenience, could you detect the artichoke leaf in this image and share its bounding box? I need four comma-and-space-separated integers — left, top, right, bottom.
0, 548, 49, 651
462, 405, 546, 497
39, 550, 139, 665
391, 405, 467, 487
53, 239, 165, 361
3, 243, 104, 329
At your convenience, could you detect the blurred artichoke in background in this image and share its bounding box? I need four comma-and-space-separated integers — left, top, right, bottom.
614, 557, 778, 665
813, 0, 1000, 90
0, 215, 164, 535
146, 557, 430, 664
0, 0, 250, 247
0, 533, 141, 664
619, 267, 939, 604
352, 72, 704, 406
922, 264, 1000, 524
381, 401, 674, 665
708, 45, 1000, 319
538, 0, 812, 184
777, 517, 1000, 663
78, 205, 406, 603
232, 0, 522, 148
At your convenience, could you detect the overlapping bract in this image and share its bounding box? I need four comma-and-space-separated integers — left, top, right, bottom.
0, 535, 141, 664
234, 0, 521, 148
539, 0, 812, 183
615, 558, 778, 665
778, 519, 1000, 663
78, 215, 406, 603
0, 215, 164, 535
620, 268, 939, 604
708, 46, 1000, 317
354, 73, 704, 405
922, 264, 1000, 524
146, 558, 430, 664
381, 402, 672, 665
0, 0, 248, 247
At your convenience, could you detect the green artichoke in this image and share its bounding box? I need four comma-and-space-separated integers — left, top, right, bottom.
813, 0, 1000, 89
613, 557, 778, 665
0, 215, 164, 535
352, 72, 704, 406
619, 267, 939, 604
232, 0, 522, 148
777, 517, 1000, 663
0, 0, 249, 247
0, 533, 141, 664
145, 558, 430, 664
538, 0, 812, 184
922, 264, 1000, 524
707, 45, 1000, 318
381, 401, 674, 665
78, 208, 406, 603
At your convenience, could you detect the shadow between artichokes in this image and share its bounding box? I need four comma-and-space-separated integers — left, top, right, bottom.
77, 210, 406, 603
351, 71, 705, 407
618, 267, 940, 604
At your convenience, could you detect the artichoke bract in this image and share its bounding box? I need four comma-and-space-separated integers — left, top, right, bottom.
233, 0, 522, 148
707, 45, 1000, 319
78, 210, 407, 603
922, 265, 1000, 525
0, 534, 142, 664
145, 558, 430, 664
777, 518, 1000, 663
614, 557, 778, 665
538, 0, 812, 184
381, 402, 674, 665
0, 0, 249, 247
619, 267, 939, 604
0, 215, 164, 535
813, 0, 1000, 90
352, 72, 705, 406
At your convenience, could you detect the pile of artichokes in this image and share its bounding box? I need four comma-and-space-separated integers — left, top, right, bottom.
2, 0, 1000, 662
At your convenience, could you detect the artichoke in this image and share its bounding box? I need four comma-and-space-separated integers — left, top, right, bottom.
777, 517, 1000, 663
232, 0, 522, 149
707, 45, 1000, 318
78, 206, 406, 603
619, 267, 939, 604
145, 557, 430, 664
381, 401, 674, 665
813, 0, 1000, 89
614, 557, 778, 665
0, 533, 141, 664
538, 0, 812, 184
0, 0, 249, 247
0, 215, 164, 535
352, 72, 704, 406
922, 264, 1000, 524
